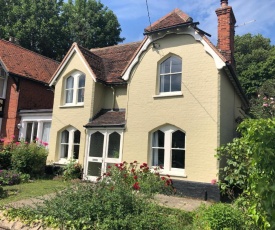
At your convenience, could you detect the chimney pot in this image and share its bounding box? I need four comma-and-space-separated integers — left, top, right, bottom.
221, 0, 228, 7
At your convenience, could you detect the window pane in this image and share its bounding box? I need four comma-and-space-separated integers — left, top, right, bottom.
73, 144, 79, 159
90, 132, 104, 157
87, 162, 102, 177
66, 89, 73, 103
152, 148, 164, 167
172, 130, 185, 148
107, 132, 120, 158
33, 122, 38, 141
61, 144, 69, 158
78, 75, 85, 87
61, 130, 69, 143
160, 75, 170, 92
172, 149, 185, 169
152, 130, 164, 147
66, 76, 74, 89
41, 122, 51, 144
160, 58, 171, 74
171, 56, 182, 72
171, 74, 181, 92
74, 130, 81, 143
25, 123, 33, 143
77, 88, 84, 103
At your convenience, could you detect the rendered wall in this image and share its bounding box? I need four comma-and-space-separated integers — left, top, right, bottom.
48, 51, 95, 165
123, 34, 219, 183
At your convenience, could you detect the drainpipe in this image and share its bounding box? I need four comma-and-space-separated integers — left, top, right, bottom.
111, 86, 115, 111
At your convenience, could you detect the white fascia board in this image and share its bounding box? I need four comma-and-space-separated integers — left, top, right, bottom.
122, 37, 153, 81
49, 47, 96, 86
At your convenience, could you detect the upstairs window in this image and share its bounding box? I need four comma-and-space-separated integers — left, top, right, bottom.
0, 65, 7, 99
64, 71, 85, 105
159, 56, 182, 93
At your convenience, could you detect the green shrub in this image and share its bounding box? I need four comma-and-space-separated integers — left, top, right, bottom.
193, 203, 246, 230
11, 141, 48, 178
62, 159, 82, 181
0, 185, 5, 198
0, 169, 21, 185
0, 147, 12, 170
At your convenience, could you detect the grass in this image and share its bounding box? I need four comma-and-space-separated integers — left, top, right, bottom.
0, 179, 69, 206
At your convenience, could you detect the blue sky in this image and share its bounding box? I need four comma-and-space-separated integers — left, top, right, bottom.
100, 0, 275, 45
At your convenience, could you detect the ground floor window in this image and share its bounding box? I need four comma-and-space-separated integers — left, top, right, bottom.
85, 129, 123, 181
60, 127, 80, 160
151, 125, 185, 175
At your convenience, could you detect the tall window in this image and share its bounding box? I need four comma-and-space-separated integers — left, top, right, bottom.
25, 122, 38, 143
64, 71, 85, 105
0, 65, 7, 98
151, 126, 185, 175
159, 56, 182, 93
60, 127, 81, 160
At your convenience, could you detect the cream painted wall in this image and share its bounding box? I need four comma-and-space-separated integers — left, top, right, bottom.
123, 34, 220, 183
48, 51, 95, 165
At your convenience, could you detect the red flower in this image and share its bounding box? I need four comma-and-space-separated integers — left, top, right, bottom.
140, 165, 144, 169
133, 160, 137, 163
131, 168, 135, 173
107, 165, 112, 169
133, 182, 140, 190
161, 176, 166, 180
143, 163, 148, 167
134, 175, 138, 180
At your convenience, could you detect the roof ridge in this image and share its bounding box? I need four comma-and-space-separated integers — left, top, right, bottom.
90, 41, 142, 51
0, 39, 59, 64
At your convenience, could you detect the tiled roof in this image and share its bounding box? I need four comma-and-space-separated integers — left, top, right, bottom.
144, 8, 192, 32
90, 42, 142, 84
0, 39, 59, 83
85, 109, 126, 127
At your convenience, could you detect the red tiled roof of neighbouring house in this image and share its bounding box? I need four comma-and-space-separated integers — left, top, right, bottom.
84, 109, 126, 127
144, 8, 192, 33
90, 41, 142, 84
0, 39, 59, 83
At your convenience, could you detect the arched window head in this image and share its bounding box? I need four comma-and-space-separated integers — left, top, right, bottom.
159, 56, 182, 93
64, 71, 85, 105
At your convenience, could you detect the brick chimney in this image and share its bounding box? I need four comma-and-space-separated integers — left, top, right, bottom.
215, 0, 236, 66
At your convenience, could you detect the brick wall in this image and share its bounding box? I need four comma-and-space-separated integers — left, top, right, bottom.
1, 77, 54, 141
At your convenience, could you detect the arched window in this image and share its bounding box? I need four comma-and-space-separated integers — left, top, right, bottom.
159, 56, 182, 93
60, 127, 81, 160
64, 71, 85, 105
151, 125, 185, 175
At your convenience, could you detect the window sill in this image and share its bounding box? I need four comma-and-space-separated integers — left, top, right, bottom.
153, 92, 183, 98
152, 168, 187, 178
59, 104, 84, 108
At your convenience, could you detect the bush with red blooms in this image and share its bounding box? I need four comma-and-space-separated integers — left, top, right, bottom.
97, 161, 174, 196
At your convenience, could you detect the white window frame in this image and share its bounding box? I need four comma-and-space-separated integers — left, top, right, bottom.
0, 64, 8, 99
18, 110, 52, 145
84, 128, 124, 181
150, 125, 186, 177
63, 71, 85, 106
158, 56, 182, 96
59, 127, 81, 164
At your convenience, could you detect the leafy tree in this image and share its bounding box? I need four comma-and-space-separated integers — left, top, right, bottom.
250, 79, 275, 118
217, 119, 275, 229
0, 0, 124, 60
235, 33, 275, 97
63, 0, 124, 49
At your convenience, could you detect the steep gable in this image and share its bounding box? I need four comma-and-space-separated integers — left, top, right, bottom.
0, 39, 59, 83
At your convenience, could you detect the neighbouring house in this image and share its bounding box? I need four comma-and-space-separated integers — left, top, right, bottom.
48, 0, 248, 200
0, 39, 59, 144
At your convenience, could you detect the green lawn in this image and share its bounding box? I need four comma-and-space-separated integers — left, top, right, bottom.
0, 179, 69, 206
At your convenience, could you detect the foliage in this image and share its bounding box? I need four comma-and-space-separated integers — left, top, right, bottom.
3, 162, 185, 229
217, 118, 275, 229
98, 161, 174, 196
235, 33, 275, 98
250, 79, 275, 118
0, 170, 21, 186
0, 145, 12, 170
193, 203, 246, 230
62, 159, 82, 181
0, 0, 124, 60
11, 141, 48, 178
0, 185, 4, 198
